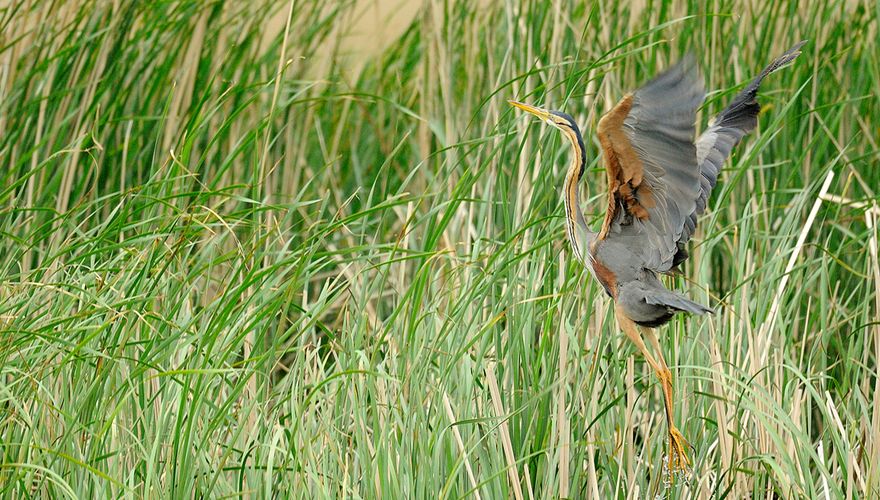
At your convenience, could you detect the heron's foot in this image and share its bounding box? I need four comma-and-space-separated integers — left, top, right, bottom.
662, 427, 692, 487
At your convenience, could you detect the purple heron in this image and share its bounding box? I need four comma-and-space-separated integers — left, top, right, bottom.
510, 41, 805, 478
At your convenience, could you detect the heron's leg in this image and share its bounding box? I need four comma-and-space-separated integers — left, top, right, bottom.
614, 305, 691, 481
640, 326, 691, 479
641, 327, 674, 427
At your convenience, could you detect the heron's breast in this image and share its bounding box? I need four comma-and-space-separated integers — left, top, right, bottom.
587, 243, 618, 298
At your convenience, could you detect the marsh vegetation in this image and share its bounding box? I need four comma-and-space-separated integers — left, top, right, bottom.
1, 0, 878, 497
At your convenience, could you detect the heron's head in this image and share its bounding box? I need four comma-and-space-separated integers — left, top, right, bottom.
508, 100, 579, 134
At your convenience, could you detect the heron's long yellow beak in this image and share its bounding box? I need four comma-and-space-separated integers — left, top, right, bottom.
508, 100, 551, 121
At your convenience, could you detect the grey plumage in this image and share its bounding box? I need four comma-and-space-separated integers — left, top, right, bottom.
611, 56, 706, 272
606, 41, 806, 323
617, 274, 713, 327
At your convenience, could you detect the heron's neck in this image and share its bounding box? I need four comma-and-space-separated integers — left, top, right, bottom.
561, 127, 594, 261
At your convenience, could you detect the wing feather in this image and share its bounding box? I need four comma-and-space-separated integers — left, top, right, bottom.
677, 41, 807, 250
596, 56, 705, 272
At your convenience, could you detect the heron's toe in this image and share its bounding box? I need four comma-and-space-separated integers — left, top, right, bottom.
663, 428, 692, 487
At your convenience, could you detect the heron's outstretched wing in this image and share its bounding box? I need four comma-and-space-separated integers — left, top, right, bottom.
677, 41, 807, 255
596, 56, 705, 272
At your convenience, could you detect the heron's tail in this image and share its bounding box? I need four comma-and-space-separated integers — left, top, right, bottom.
645, 289, 714, 316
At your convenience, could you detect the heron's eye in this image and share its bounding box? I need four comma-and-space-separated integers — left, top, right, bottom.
545, 118, 554, 126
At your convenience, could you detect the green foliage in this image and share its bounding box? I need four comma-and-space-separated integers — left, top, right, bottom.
1, 0, 878, 497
